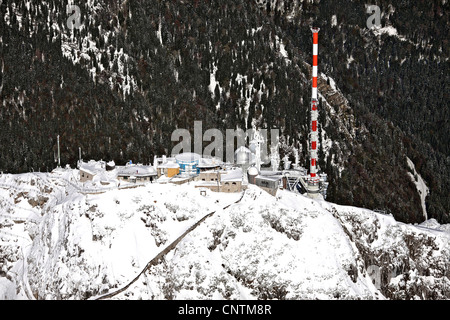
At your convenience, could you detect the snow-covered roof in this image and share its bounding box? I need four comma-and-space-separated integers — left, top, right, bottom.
221, 168, 243, 182
79, 166, 97, 176
198, 157, 222, 168
200, 169, 226, 174
79, 161, 120, 184
259, 170, 282, 176
255, 175, 281, 182
117, 165, 157, 177
79, 161, 104, 176
158, 161, 180, 169
175, 152, 202, 163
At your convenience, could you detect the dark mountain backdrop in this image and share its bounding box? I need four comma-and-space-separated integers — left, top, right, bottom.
0, 0, 448, 224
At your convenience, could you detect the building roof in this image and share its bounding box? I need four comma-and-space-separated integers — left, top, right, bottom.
197, 157, 223, 168
79, 166, 97, 176
259, 170, 283, 176
175, 152, 202, 163
199, 169, 226, 174
255, 175, 282, 182
117, 165, 157, 177
158, 161, 180, 169
221, 168, 243, 182
79, 161, 104, 176
79, 160, 119, 184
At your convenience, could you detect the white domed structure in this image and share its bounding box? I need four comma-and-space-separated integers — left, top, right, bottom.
248, 166, 259, 176
106, 160, 116, 171
234, 146, 252, 165
247, 166, 259, 185
175, 152, 202, 175
175, 152, 202, 162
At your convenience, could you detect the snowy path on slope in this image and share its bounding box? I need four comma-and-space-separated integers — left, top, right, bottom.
94, 191, 246, 300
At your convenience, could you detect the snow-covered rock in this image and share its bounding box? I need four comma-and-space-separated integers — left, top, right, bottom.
0, 170, 448, 300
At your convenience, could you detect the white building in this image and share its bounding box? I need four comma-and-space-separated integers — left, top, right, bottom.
117, 164, 157, 183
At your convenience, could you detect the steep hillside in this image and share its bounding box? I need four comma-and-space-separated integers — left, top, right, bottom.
255, 0, 450, 222
0, 171, 449, 300
0, 0, 448, 224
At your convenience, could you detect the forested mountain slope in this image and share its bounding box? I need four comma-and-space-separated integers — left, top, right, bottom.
0, 0, 448, 223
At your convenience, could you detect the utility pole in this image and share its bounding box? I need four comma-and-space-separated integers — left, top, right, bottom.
217, 170, 220, 193
78, 147, 82, 168
57, 135, 61, 168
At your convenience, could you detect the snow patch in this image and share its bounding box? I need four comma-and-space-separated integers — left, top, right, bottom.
331, 15, 337, 27
371, 25, 407, 41
0, 278, 16, 300
406, 157, 429, 220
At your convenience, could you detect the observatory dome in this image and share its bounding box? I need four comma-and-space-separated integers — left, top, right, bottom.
234, 146, 252, 165
247, 166, 259, 176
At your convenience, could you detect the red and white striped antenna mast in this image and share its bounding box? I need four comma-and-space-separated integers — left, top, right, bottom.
308, 27, 320, 192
